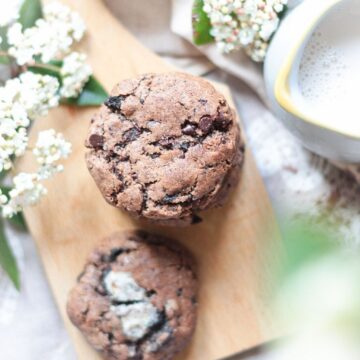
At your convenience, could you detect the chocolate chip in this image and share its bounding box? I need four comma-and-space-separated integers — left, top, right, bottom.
102, 247, 135, 263
176, 288, 183, 297
182, 123, 197, 136
219, 99, 226, 106
163, 194, 178, 204
89, 134, 104, 148
123, 127, 141, 143
179, 142, 190, 152
199, 115, 213, 134
159, 138, 174, 150
146, 289, 157, 297
199, 114, 231, 134
214, 116, 231, 131
198, 98, 207, 105
149, 152, 160, 159
104, 95, 126, 112
103, 248, 124, 262
191, 214, 202, 224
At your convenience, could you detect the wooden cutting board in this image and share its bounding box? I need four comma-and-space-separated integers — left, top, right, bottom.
18, 0, 280, 359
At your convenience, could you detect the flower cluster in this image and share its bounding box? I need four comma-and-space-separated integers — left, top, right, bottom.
33, 129, 72, 179
0, 1, 101, 223
1, 129, 71, 218
1, 173, 47, 218
0, 72, 60, 172
60, 52, 92, 98
7, 2, 86, 65
0, 0, 109, 288
203, 0, 288, 62
0, 71, 72, 218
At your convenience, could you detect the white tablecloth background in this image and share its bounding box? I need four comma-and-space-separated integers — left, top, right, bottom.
0, 1, 359, 359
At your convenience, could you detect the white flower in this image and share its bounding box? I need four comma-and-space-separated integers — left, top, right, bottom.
239, 28, 255, 46
44, 2, 85, 42
0, 0, 22, 27
0, 114, 28, 172
8, 2, 86, 65
0, 128, 71, 216
1, 127, 71, 214
37, 163, 64, 180
0, 72, 59, 171
203, 0, 288, 61
33, 129, 71, 166
0, 71, 59, 122
2, 172, 47, 217
260, 18, 280, 41
18, 72, 60, 118
60, 52, 92, 98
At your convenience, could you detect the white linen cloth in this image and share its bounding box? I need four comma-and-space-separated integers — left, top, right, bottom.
0, 1, 359, 359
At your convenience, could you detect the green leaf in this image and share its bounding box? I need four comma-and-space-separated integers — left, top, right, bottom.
0, 26, 12, 64
19, 0, 43, 30
0, 219, 20, 290
0, 185, 10, 196
0, 171, 8, 181
278, 5, 288, 21
0, 56, 11, 65
192, 0, 214, 46
0, 26, 10, 52
8, 212, 27, 231
61, 76, 108, 107
49, 59, 63, 67
27, 64, 62, 83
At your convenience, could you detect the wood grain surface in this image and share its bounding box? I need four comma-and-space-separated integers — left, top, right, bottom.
18, 0, 280, 359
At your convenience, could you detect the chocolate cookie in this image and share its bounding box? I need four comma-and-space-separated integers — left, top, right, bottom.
66, 231, 197, 360
86, 72, 245, 225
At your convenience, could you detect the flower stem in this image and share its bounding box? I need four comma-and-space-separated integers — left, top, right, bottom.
28, 62, 60, 73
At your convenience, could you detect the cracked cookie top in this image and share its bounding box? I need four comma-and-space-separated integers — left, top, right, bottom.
85, 72, 244, 226
66, 231, 198, 360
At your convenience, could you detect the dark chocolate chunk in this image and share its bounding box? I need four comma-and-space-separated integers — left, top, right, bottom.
191, 214, 203, 224
199, 115, 213, 134
104, 95, 126, 112
159, 138, 174, 150
123, 128, 141, 143
89, 134, 104, 148
163, 194, 178, 204
214, 116, 232, 131
198, 98, 207, 105
182, 123, 197, 136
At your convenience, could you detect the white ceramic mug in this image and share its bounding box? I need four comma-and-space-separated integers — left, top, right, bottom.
264, 0, 360, 163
